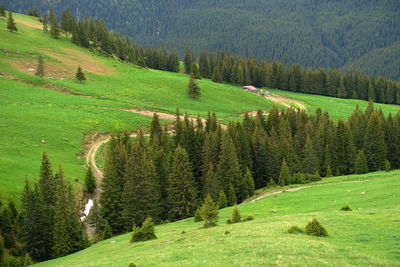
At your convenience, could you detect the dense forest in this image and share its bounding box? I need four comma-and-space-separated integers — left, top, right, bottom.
2, 0, 400, 80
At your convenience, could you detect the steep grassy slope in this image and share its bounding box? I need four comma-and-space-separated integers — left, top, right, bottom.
35, 170, 400, 266
0, 14, 277, 201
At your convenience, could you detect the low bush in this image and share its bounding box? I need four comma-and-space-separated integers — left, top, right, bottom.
287, 225, 304, 234
224, 230, 230, 235
128, 263, 136, 267
226, 219, 232, 224
131, 217, 157, 243
305, 218, 328, 237
243, 215, 254, 221
341, 205, 352, 211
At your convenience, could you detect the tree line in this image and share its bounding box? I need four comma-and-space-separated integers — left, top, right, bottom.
97, 101, 400, 236
5, 5, 399, 105
2, 0, 399, 80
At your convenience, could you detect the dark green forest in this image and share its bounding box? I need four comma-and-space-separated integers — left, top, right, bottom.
2, 0, 399, 80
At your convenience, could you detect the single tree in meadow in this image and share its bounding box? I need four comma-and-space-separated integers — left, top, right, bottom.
231, 204, 241, 223
199, 194, 219, 228
35, 55, 45, 78
76, 66, 86, 82
187, 74, 201, 98
7, 8, 17, 32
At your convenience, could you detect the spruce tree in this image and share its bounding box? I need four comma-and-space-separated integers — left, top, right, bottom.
363, 113, 387, 171
167, 48, 180, 72
302, 135, 319, 174
102, 221, 112, 240
149, 113, 162, 146
76, 66, 86, 82
278, 158, 291, 186
42, 14, 48, 32
7, 8, 17, 32
136, 55, 147, 68
0, 5, 5, 17
32, 6, 39, 17
203, 163, 221, 201
217, 190, 228, 209
183, 46, 192, 74
0, 208, 15, 248
191, 62, 201, 79
354, 150, 368, 174
187, 74, 201, 98
35, 55, 45, 79
333, 120, 355, 175
168, 146, 198, 219
385, 160, 391, 172
85, 167, 96, 193
24, 254, 33, 266
49, 7, 60, 38
244, 168, 255, 197
122, 143, 160, 229
60, 8, 72, 37
199, 194, 219, 228
231, 205, 241, 223
211, 66, 222, 83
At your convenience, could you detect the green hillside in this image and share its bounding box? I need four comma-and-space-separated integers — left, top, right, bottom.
0, 14, 276, 201
3, 0, 400, 79
35, 170, 400, 266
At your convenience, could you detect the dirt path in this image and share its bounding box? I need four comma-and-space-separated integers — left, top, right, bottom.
246, 186, 310, 203
265, 94, 306, 111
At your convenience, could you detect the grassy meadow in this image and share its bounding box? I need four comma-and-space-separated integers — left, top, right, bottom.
35, 170, 400, 266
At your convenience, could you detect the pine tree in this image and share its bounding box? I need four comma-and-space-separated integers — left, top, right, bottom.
187, 74, 201, 98
49, 7, 60, 38
168, 146, 198, 219
211, 66, 222, 83
76, 66, 86, 82
42, 14, 48, 32
32, 6, 39, 17
85, 167, 96, 193
7, 8, 17, 32
227, 184, 237, 206
363, 113, 387, 171
191, 62, 201, 79
278, 158, 291, 186
203, 163, 221, 201
333, 120, 355, 175
0, 207, 15, 248
184, 46, 192, 74
130, 217, 157, 242
23, 254, 33, 266
122, 143, 160, 229
136, 55, 147, 68
354, 150, 368, 174
385, 160, 391, 172
60, 8, 72, 37
35, 55, 45, 78
244, 168, 255, 197
102, 221, 112, 240
167, 48, 180, 72
199, 194, 219, 228
217, 190, 228, 209
231, 205, 241, 223
0, 5, 6, 17
302, 135, 319, 174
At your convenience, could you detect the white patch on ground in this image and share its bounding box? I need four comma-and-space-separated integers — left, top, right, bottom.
80, 199, 93, 222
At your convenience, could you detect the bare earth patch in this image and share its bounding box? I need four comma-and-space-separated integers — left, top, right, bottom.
14, 18, 43, 30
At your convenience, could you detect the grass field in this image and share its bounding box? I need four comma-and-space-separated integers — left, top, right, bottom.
34, 170, 400, 266
268, 89, 400, 121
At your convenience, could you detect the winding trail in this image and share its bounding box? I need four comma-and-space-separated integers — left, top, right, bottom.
265, 94, 306, 111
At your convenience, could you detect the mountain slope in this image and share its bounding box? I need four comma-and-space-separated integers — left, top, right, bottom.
3, 0, 400, 79
35, 171, 400, 266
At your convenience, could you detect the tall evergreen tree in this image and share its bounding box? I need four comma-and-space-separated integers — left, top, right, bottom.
42, 14, 48, 32
167, 48, 180, 72
211, 66, 222, 83
35, 55, 45, 78
122, 143, 160, 229
183, 46, 192, 74
203, 163, 221, 201
363, 113, 387, 171
60, 8, 72, 37
278, 158, 291, 186
6, 8, 17, 32
85, 167, 96, 193
0, 5, 6, 17
199, 194, 219, 228
49, 7, 60, 38
354, 150, 368, 174
168, 146, 198, 220
191, 62, 201, 79
187, 74, 201, 98
302, 135, 319, 174
333, 120, 355, 175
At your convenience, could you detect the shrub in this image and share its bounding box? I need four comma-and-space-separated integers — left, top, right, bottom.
128, 263, 136, 267
199, 194, 219, 228
224, 230, 230, 235
231, 205, 241, 223
181, 230, 186, 234
305, 218, 328, 237
194, 208, 202, 222
243, 215, 254, 221
287, 225, 304, 234
341, 205, 352, 211
226, 219, 232, 224
131, 217, 157, 243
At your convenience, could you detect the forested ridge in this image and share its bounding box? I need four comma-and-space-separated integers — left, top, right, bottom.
1, 0, 399, 80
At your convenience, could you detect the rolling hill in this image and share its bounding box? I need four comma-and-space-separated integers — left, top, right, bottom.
34, 170, 400, 266
1, 13, 400, 202
2, 0, 400, 80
